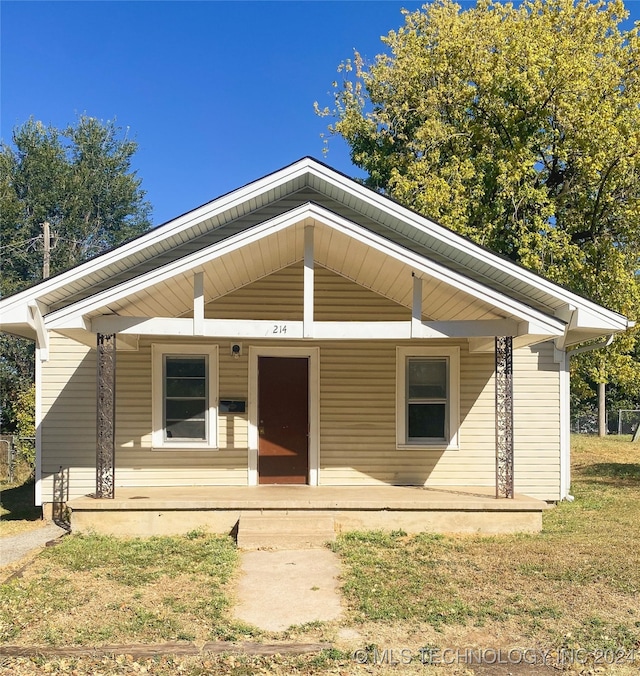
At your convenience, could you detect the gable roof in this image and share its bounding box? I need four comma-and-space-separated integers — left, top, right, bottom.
0, 157, 631, 349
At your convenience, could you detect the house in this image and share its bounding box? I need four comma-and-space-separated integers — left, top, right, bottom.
0, 158, 631, 540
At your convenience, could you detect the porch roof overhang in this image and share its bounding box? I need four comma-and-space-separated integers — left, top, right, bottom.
0, 158, 631, 352
34, 202, 569, 348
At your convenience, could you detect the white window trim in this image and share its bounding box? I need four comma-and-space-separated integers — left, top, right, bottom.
152, 344, 218, 450
396, 346, 460, 450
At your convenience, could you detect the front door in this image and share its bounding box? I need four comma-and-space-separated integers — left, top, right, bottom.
258, 356, 309, 484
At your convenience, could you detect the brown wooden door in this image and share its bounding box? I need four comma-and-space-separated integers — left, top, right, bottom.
258, 356, 309, 484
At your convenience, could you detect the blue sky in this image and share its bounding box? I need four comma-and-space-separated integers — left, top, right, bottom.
2, 0, 639, 226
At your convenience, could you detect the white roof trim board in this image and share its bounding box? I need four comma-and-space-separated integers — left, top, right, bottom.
0, 157, 631, 345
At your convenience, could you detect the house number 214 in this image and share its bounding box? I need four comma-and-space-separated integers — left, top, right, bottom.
272, 324, 287, 334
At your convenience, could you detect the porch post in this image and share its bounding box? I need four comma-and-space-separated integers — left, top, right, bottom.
303, 224, 314, 338
96, 333, 116, 498
495, 336, 514, 498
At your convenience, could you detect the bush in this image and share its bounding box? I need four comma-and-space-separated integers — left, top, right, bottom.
14, 384, 35, 467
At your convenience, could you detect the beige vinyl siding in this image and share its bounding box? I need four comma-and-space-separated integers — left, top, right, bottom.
318, 340, 560, 499
318, 341, 495, 487
40, 333, 97, 502
40, 271, 561, 502
319, 342, 403, 482
512, 341, 561, 500
206, 262, 409, 321
40, 335, 250, 502
115, 340, 247, 487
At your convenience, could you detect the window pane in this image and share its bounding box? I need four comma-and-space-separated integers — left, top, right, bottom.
166, 378, 206, 397
166, 420, 206, 440
166, 357, 206, 378
408, 403, 446, 439
164, 355, 208, 442
165, 399, 206, 421
408, 358, 447, 399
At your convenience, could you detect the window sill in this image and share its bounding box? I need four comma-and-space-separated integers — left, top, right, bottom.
152, 445, 220, 452
396, 443, 459, 452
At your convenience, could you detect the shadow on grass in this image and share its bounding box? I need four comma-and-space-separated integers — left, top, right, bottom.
578, 463, 640, 484
0, 481, 42, 521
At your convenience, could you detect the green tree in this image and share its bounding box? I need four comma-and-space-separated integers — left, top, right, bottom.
0, 336, 34, 436
0, 116, 152, 432
318, 0, 640, 421
1, 116, 151, 295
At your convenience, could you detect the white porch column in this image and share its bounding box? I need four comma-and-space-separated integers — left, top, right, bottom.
29, 302, 50, 507
34, 349, 43, 506
558, 349, 571, 499
303, 225, 314, 338
411, 274, 422, 337
193, 271, 205, 335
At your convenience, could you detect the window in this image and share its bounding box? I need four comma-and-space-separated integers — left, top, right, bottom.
407, 357, 447, 440
152, 344, 218, 448
396, 346, 459, 449
165, 356, 207, 440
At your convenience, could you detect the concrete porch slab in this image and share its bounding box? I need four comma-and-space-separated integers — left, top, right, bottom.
70, 484, 548, 510
68, 485, 549, 537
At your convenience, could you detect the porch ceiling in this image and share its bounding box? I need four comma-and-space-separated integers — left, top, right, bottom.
83, 217, 504, 324
104, 222, 306, 318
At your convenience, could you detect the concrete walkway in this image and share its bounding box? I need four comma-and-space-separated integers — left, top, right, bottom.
1, 523, 343, 633
0, 522, 67, 568
232, 549, 343, 631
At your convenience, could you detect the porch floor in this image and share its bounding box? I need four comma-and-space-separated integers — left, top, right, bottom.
69, 485, 549, 538
71, 484, 547, 512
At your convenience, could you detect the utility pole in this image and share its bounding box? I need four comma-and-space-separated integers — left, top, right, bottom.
42, 221, 50, 279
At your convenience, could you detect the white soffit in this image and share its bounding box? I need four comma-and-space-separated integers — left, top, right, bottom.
45, 203, 564, 335
304, 162, 629, 332
103, 227, 502, 323
106, 227, 305, 318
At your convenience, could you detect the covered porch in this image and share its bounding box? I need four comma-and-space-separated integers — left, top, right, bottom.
69, 484, 549, 544
1, 158, 631, 543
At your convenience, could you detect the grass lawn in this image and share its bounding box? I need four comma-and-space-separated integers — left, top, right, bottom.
0, 434, 639, 675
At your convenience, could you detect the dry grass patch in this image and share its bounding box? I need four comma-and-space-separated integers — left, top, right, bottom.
333, 435, 640, 654
0, 519, 45, 538
0, 530, 253, 647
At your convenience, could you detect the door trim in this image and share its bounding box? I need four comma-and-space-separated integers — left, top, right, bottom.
248, 346, 320, 486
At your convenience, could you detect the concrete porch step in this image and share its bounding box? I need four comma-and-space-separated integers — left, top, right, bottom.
237, 512, 336, 550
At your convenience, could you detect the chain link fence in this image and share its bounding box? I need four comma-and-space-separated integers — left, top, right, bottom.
571, 413, 600, 435
572, 409, 640, 435
0, 435, 35, 483
618, 409, 640, 435
0, 435, 15, 483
